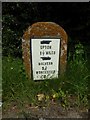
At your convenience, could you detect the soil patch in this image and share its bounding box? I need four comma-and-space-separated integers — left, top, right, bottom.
2, 101, 89, 119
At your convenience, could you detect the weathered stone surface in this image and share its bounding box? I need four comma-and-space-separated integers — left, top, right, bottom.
22, 22, 68, 79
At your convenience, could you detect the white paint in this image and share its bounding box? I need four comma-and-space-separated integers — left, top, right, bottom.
45, 27, 47, 30
0, 102, 2, 107
31, 38, 60, 80
22, 39, 25, 43
64, 44, 67, 51
22, 39, 30, 44
61, 49, 64, 56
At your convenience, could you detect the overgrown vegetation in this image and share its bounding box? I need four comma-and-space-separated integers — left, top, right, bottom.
2, 43, 90, 112
2, 3, 90, 117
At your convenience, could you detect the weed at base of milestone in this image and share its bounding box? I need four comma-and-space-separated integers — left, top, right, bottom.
66, 42, 89, 107
2, 43, 90, 110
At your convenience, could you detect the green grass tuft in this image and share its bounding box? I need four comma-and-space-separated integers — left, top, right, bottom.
2, 54, 89, 110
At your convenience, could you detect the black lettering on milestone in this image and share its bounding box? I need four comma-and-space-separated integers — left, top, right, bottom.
41, 40, 51, 44
40, 57, 51, 60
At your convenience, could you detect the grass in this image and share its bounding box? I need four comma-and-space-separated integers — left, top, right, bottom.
2, 43, 90, 112
2, 54, 90, 111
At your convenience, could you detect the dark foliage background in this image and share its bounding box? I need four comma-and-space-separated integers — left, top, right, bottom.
2, 2, 90, 58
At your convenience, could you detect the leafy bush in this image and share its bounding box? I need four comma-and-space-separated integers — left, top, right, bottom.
66, 43, 89, 107
2, 26, 22, 57
2, 3, 39, 57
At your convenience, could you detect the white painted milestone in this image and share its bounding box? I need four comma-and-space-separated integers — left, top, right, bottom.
31, 38, 60, 80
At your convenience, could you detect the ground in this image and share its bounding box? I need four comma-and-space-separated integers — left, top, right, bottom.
2, 100, 88, 119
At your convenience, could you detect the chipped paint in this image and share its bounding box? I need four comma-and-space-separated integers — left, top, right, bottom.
61, 49, 65, 56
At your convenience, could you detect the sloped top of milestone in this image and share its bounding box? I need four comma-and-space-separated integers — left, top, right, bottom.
23, 22, 68, 42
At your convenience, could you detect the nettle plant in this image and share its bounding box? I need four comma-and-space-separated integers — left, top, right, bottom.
68, 42, 88, 72
68, 42, 89, 107
68, 42, 86, 63
74, 43, 86, 63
